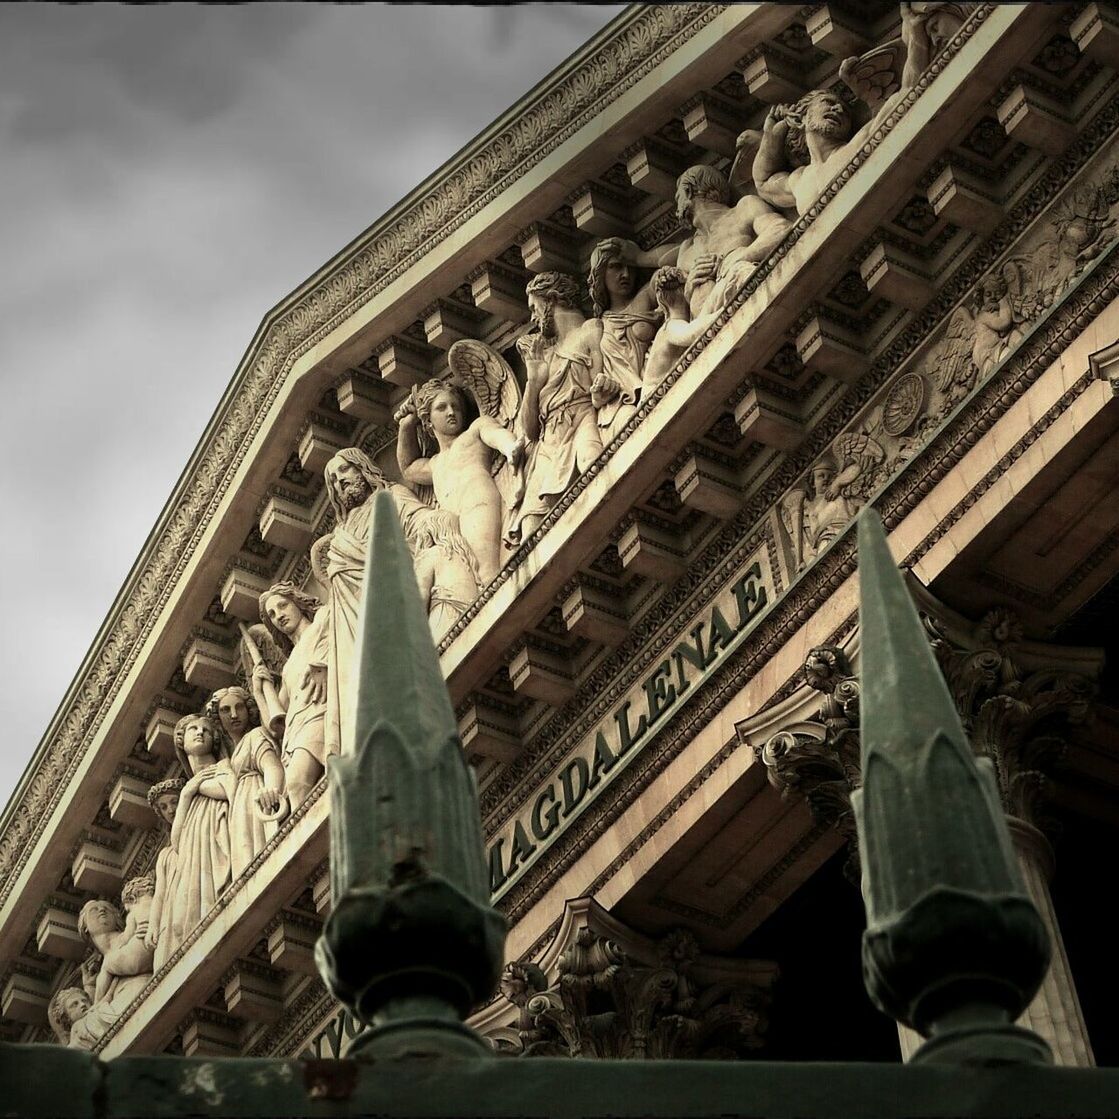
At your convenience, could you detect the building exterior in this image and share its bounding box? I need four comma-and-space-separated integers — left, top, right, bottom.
1, 1, 1117, 1069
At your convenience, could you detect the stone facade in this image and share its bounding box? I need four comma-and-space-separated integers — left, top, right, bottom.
2, 2, 1118, 1067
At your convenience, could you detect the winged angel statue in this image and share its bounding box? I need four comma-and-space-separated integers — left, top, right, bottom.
395, 339, 526, 589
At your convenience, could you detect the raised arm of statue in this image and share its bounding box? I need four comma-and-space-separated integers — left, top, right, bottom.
753, 106, 799, 210
395, 395, 434, 487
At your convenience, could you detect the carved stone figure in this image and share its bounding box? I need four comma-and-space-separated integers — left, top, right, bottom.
205, 686, 285, 876
147, 713, 233, 969
783, 434, 885, 568
144, 776, 183, 974
499, 924, 772, 1060
509, 272, 604, 545
670, 165, 791, 316
754, 3, 953, 217
66, 878, 156, 1049
254, 583, 330, 811
585, 237, 662, 441
642, 266, 730, 392
411, 509, 484, 642
47, 986, 93, 1047
315, 448, 434, 754
395, 360, 524, 586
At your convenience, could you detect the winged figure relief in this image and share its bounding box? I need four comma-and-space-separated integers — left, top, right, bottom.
394, 339, 526, 588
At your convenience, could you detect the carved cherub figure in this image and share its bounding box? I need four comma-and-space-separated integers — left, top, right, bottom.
48, 986, 94, 1048
395, 345, 525, 586
781, 435, 885, 568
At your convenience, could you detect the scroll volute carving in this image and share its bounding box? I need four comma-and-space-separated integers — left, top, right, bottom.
497, 898, 775, 1060
915, 587, 1102, 833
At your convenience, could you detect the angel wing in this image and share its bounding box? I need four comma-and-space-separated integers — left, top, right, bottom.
448, 338, 526, 520
239, 622, 288, 680
835, 432, 886, 499
932, 305, 975, 396
447, 339, 523, 433
839, 40, 903, 113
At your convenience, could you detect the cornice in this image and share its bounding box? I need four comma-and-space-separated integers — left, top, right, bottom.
0, 3, 730, 906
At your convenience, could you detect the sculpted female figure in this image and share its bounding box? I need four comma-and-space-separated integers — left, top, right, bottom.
206, 686, 285, 877
255, 583, 330, 811
148, 713, 233, 969
586, 237, 662, 442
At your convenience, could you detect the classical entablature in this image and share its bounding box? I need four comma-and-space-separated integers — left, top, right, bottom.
3, 1, 1119, 1066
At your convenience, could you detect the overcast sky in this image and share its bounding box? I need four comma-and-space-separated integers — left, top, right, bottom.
0, 3, 625, 812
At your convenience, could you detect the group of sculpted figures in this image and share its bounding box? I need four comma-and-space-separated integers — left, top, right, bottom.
50, 580, 333, 1049
46, 3, 974, 1050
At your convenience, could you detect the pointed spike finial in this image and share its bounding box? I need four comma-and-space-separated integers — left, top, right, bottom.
349, 488, 458, 761
853, 508, 1051, 1065
857, 508, 970, 760
316, 487, 505, 1060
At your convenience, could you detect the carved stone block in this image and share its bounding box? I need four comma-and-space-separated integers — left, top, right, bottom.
517, 222, 581, 274
36, 906, 86, 960
335, 370, 393, 425
806, 4, 870, 57
182, 636, 237, 692
71, 840, 124, 895
1, 972, 51, 1025
570, 185, 630, 238
617, 517, 687, 584
1070, 3, 1119, 64
673, 449, 742, 519
312, 866, 332, 917
734, 384, 804, 450
470, 262, 530, 324
297, 421, 349, 474
219, 566, 273, 623
108, 774, 156, 830
375, 335, 437, 388
795, 314, 867, 382
740, 46, 804, 105
458, 695, 521, 762
625, 138, 685, 200
423, 299, 484, 350
180, 1010, 241, 1057
927, 162, 1003, 234
267, 913, 322, 977
508, 643, 576, 706
561, 580, 629, 648
223, 963, 284, 1022
144, 705, 181, 761
859, 241, 935, 312
258, 494, 315, 552
680, 92, 741, 158
997, 84, 1076, 157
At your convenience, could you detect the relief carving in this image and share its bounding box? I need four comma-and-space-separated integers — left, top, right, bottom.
498, 915, 773, 1060
314, 448, 436, 754
395, 342, 526, 587
205, 686, 285, 876
251, 583, 330, 811
54, 877, 156, 1049
148, 713, 233, 970
510, 272, 603, 546
753, 4, 975, 215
